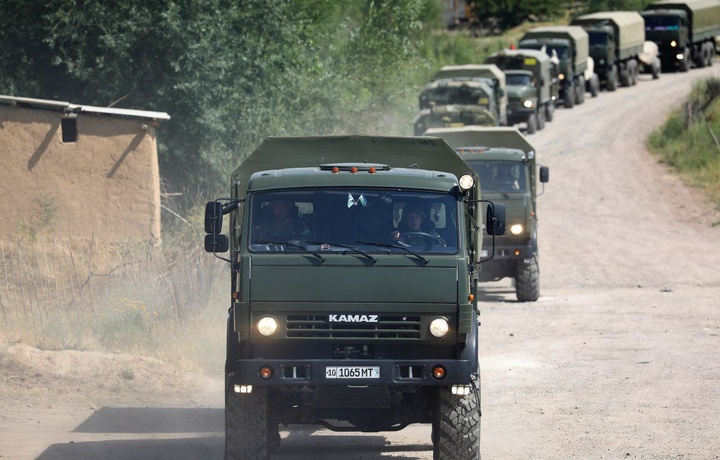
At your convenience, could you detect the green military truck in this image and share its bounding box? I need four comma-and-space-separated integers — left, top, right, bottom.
485, 49, 558, 135
413, 64, 508, 135
204, 135, 506, 459
518, 25, 592, 107
642, 0, 720, 71
423, 127, 549, 302
572, 11, 646, 90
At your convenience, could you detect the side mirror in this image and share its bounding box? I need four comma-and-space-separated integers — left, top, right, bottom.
204, 202, 223, 234
204, 234, 229, 253
486, 202, 506, 236
539, 166, 550, 183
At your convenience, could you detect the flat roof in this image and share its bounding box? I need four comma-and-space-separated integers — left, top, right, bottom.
0, 95, 170, 121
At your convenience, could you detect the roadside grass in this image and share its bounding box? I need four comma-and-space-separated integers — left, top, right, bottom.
648, 77, 720, 224
0, 234, 227, 376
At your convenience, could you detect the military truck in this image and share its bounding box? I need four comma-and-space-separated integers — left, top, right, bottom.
485, 49, 558, 134
642, 0, 720, 72
423, 127, 549, 302
204, 135, 506, 460
572, 11, 646, 90
413, 64, 508, 135
518, 25, 591, 108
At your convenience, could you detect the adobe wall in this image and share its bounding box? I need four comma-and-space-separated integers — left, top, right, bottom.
0, 105, 161, 243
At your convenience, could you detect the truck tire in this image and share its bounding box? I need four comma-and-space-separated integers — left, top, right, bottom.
225, 379, 274, 460
589, 75, 600, 97
433, 377, 481, 460
564, 83, 575, 108
545, 102, 555, 122
679, 48, 690, 72
619, 66, 631, 87
515, 256, 540, 302
526, 113, 537, 134
651, 59, 661, 79
705, 42, 715, 67
606, 66, 618, 91
537, 108, 546, 130
576, 76, 585, 104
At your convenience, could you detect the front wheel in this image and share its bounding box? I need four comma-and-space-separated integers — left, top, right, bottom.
526, 112, 538, 134
433, 377, 481, 459
225, 378, 274, 460
545, 102, 555, 122
515, 256, 540, 302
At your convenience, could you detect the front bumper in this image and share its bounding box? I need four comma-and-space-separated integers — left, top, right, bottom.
507, 108, 534, 124
479, 242, 535, 281
232, 358, 472, 386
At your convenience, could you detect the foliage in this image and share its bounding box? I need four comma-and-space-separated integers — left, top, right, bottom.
648, 78, 720, 214
0, 0, 439, 206
470, 0, 565, 30
582, 0, 655, 13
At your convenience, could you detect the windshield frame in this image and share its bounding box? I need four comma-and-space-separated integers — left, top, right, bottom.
246, 188, 462, 255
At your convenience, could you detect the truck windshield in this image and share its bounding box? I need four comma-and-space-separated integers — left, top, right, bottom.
465, 160, 527, 194
588, 32, 608, 46
248, 189, 459, 254
643, 16, 680, 31
420, 84, 490, 108
505, 74, 533, 86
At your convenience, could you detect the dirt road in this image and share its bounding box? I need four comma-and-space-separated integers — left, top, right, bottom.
2, 65, 720, 459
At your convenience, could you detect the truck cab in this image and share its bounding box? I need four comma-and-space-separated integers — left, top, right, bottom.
485, 49, 559, 134
204, 135, 506, 460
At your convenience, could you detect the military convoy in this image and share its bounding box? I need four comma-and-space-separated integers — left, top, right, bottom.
519, 25, 592, 107
423, 127, 549, 302
204, 135, 507, 460
485, 49, 559, 134
642, 0, 720, 71
413, 64, 508, 135
571, 11, 646, 89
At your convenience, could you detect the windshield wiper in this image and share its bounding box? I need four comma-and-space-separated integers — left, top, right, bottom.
254, 241, 325, 263
356, 241, 428, 265
307, 241, 377, 264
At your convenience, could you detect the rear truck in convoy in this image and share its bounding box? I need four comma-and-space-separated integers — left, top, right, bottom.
413, 64, 508, 135
204, 136, 506, 460
642, 0, 720, 71
518, 25, 595, 107
422, 127, 549, 302
485, 49, 559, 135
572, 11, 646, 90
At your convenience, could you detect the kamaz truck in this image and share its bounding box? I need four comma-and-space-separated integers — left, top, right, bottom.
572, 11, 646, 90
642, 0, 720, 71
423, 127, 549, 302
519, 25, 591, 107
413, 64, 508, 135
485, 49, 559, 134
204, 135, 506, 459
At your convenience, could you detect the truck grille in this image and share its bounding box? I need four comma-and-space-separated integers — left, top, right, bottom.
286, 315, 422, 339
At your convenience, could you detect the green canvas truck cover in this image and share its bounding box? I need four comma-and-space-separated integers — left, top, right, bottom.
573, 11, 646, 58
645, 0, 720, 41
422, 127, 534, 156
519, 26, 590, 74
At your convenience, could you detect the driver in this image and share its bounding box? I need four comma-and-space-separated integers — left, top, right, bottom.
392, 203, 445, 247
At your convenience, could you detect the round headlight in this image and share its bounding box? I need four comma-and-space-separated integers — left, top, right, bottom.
430, 318, 449, 338
257, 316, 278, 337
558, 73, 565, 80
670, 40, 677, 47
523, 100, 534, 108
459, 174, 475, 191
676, 53, 684, 60
510, 224, 524, 235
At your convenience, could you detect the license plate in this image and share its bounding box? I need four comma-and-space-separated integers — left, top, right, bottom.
326, 366, 380, 379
